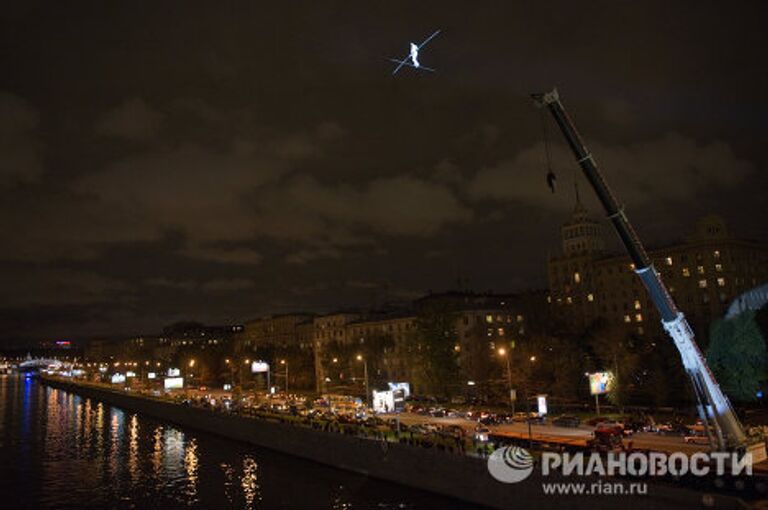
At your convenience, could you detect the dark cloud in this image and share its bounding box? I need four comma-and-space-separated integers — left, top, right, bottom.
1, 1, 766, 341
96, 98, 164, 141
0, 91, 41, 186
469, 134, 754, 210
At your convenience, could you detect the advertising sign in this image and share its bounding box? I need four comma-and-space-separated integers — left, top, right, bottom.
147, 372, 156, 379
387, 382, 411, 398
588, 372, 613, 395
164, 377, 184, 390
372, 390, 395, 413
167, 368, 181, 377
251, 361, 269, 373
537, 394, 548, 416
126, 371, 136, 378
392, 389, 406, 412
111, 373, 126, 384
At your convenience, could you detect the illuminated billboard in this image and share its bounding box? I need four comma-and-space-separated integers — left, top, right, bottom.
589, 372, 613, 395
126, 371, 136, 378
372, 390, 395, 414
111, 373, 126, 384
147, 372, 156, 379
387, 382, 411, 398
537, 394, 548, 416
251, 361, 269, 373
164, 377, 184, 390
167, 368, 180, 377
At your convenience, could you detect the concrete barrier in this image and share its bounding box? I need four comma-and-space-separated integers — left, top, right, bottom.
42, 378, 747, 510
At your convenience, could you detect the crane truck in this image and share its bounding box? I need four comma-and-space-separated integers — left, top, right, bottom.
532, 88, 765, 461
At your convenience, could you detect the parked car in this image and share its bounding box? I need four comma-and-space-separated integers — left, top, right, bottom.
474, 426, 491, 442
684, 424, 710, 444
595, 421, 632, 437
552, 415, 581, 428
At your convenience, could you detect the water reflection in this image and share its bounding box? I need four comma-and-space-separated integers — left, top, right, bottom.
0, 377, 467, 509
241, 455, 260, 508
128, 414, 139, 485
184, 438, 199, 503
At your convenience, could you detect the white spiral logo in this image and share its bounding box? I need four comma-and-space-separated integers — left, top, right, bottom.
487, 446, 534, 483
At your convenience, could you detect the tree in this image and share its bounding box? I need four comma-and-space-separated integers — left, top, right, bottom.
707, 310, 768, 402
412, 305, 460, 398
583, 319, 640, 407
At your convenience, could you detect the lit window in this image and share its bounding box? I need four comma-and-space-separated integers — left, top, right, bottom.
547, 295, 552, 303
454, 344, 461, 352
487, 328, 493, 337
574, 272, 581, 283
516, 314, 524, 323
629, 263, 636, 271
635, 313, 643, 322
682, 268, 691, 277
715, 264, 723, 272
587, 293, 594, 302
624, 315, 631, 323
717, 277, 725, 287
665, 257, 673, 266
698, 279, 708, 288
714, 250, 720, 259
637, 326, 644, 335
566, 296, 573, 304
634, 299, 641, 310
498, 328, 505, 336
485, 315, 493, 323
697, 265, 705, 275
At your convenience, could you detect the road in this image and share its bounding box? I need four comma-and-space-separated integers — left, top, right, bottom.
395, 412, 709, 454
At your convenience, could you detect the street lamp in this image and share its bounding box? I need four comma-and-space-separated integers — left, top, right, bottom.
280, 359, 288, 394
356, 354, 369, 409
497, 347, 514, 412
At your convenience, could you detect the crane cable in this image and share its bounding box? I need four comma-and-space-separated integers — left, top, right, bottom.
540, 109, 557, 193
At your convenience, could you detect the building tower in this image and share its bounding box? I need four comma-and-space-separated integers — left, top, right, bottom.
560, 184, 605, 256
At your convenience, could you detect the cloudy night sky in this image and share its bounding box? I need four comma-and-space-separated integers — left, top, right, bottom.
1, 2, 767, 342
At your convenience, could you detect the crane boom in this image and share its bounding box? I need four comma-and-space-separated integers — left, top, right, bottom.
532, 88, 747, 452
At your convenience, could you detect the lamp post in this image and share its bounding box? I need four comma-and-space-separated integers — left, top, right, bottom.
188, 359, 196, 387
356, 354, 369, 409
225, 358, 233, 388
497, 347, 514, 415
280, 359, 288, 394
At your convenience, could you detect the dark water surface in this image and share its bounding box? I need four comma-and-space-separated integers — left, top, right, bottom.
0, 376, 474, 509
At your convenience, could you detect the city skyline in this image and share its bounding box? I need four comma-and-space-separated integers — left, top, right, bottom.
3, 2, 768, 342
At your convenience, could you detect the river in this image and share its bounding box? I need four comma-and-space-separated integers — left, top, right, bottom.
0, 375, 474, 509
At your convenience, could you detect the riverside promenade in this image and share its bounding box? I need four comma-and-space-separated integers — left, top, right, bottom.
41, 376, 749, 510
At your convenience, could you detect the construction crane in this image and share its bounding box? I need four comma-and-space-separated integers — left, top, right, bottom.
532, 88, 761, 456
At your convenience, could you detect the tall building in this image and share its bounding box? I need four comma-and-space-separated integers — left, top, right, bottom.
548, 206, 768, 344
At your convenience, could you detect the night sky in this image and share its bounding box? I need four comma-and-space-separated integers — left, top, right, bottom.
2, 2, 767, 342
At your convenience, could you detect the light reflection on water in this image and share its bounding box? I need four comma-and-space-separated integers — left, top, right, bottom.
0, 377, 473, 509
